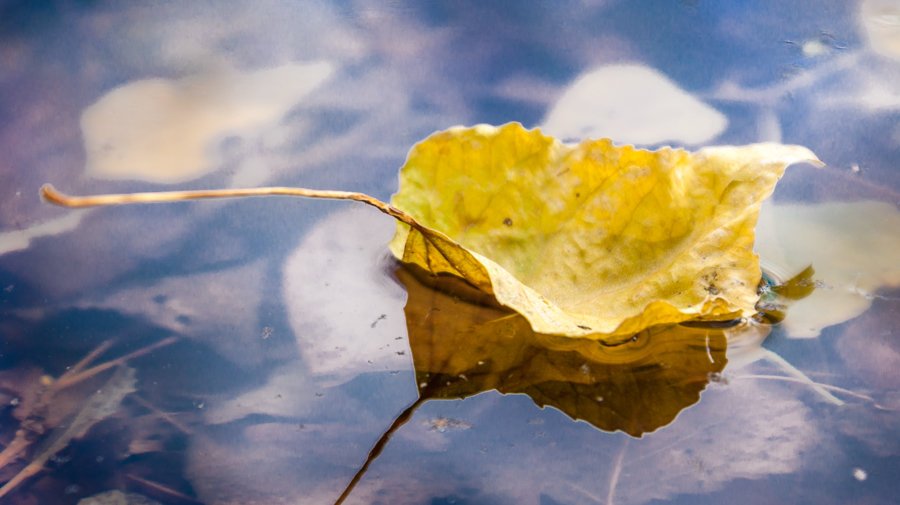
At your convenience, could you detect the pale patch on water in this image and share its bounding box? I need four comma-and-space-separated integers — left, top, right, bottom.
75, 260, 268, 367
861, 0, 900, 60
541, 64, 728, 145
81, 61, 333, 184
756, 200, 900, 338
0, 211, 85, 256
283, 205, 410, 384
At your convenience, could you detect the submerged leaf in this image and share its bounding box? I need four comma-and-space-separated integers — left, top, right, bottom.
390, 123, 818, 343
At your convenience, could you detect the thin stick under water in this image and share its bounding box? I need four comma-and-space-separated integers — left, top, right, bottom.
733, 374, 887, 408
40, 184, 421, 229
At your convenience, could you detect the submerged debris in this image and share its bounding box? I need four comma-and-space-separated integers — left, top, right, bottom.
424, 417, 472, 433
0, 337, 178, 501
76, 489, 162, 505
0, 366, 137, 499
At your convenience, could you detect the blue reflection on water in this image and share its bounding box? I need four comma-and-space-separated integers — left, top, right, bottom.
1, 0, 899, 504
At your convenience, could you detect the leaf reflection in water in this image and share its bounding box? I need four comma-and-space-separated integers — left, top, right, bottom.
331, 262, 843, 505
332, 264, 734, 504
399, 265, 729, 437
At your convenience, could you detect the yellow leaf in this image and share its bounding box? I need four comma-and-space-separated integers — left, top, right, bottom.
389, 123, 819, 344
40, 122, 818, 346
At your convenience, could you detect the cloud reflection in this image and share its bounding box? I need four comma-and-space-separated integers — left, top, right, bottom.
542, 64, 728, 145
82, 62, 334, 183
283, 206, 410, 383
861, 0, 900, 60
756, 200, 900, 338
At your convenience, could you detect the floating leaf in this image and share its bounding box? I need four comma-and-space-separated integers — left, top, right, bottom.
389, 123, 819, 343
39, 125, 823, 505
41, 122, 818, 343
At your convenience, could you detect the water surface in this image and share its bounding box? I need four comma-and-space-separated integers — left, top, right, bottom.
1, 1, 899, 504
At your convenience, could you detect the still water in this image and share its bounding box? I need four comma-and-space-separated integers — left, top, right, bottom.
2, 1, 899, 504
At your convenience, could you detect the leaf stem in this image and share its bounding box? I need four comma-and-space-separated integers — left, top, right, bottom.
40, 184, 421, 228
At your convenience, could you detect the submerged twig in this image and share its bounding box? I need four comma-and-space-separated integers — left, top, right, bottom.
54, 336, 177, 390
732, 374, 887, 408
64, 339, 116, 378
0, 366, 137, 499
0, 337, 178, 500
759, 348, 844, 405
125, 473, 201, 503
0, 437, 30, 473
130, 394, 194, 435
606, 436, 629, 505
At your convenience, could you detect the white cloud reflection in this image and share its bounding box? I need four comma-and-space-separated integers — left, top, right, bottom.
4, 2, 896, 504
283, 205, 410, 384
861, 0, 900, 60
287, 374, 818, 505
756, 200, 900, 338
0, 211, 85, 257
542, 64, 728, 145
81, 61, 334, 184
